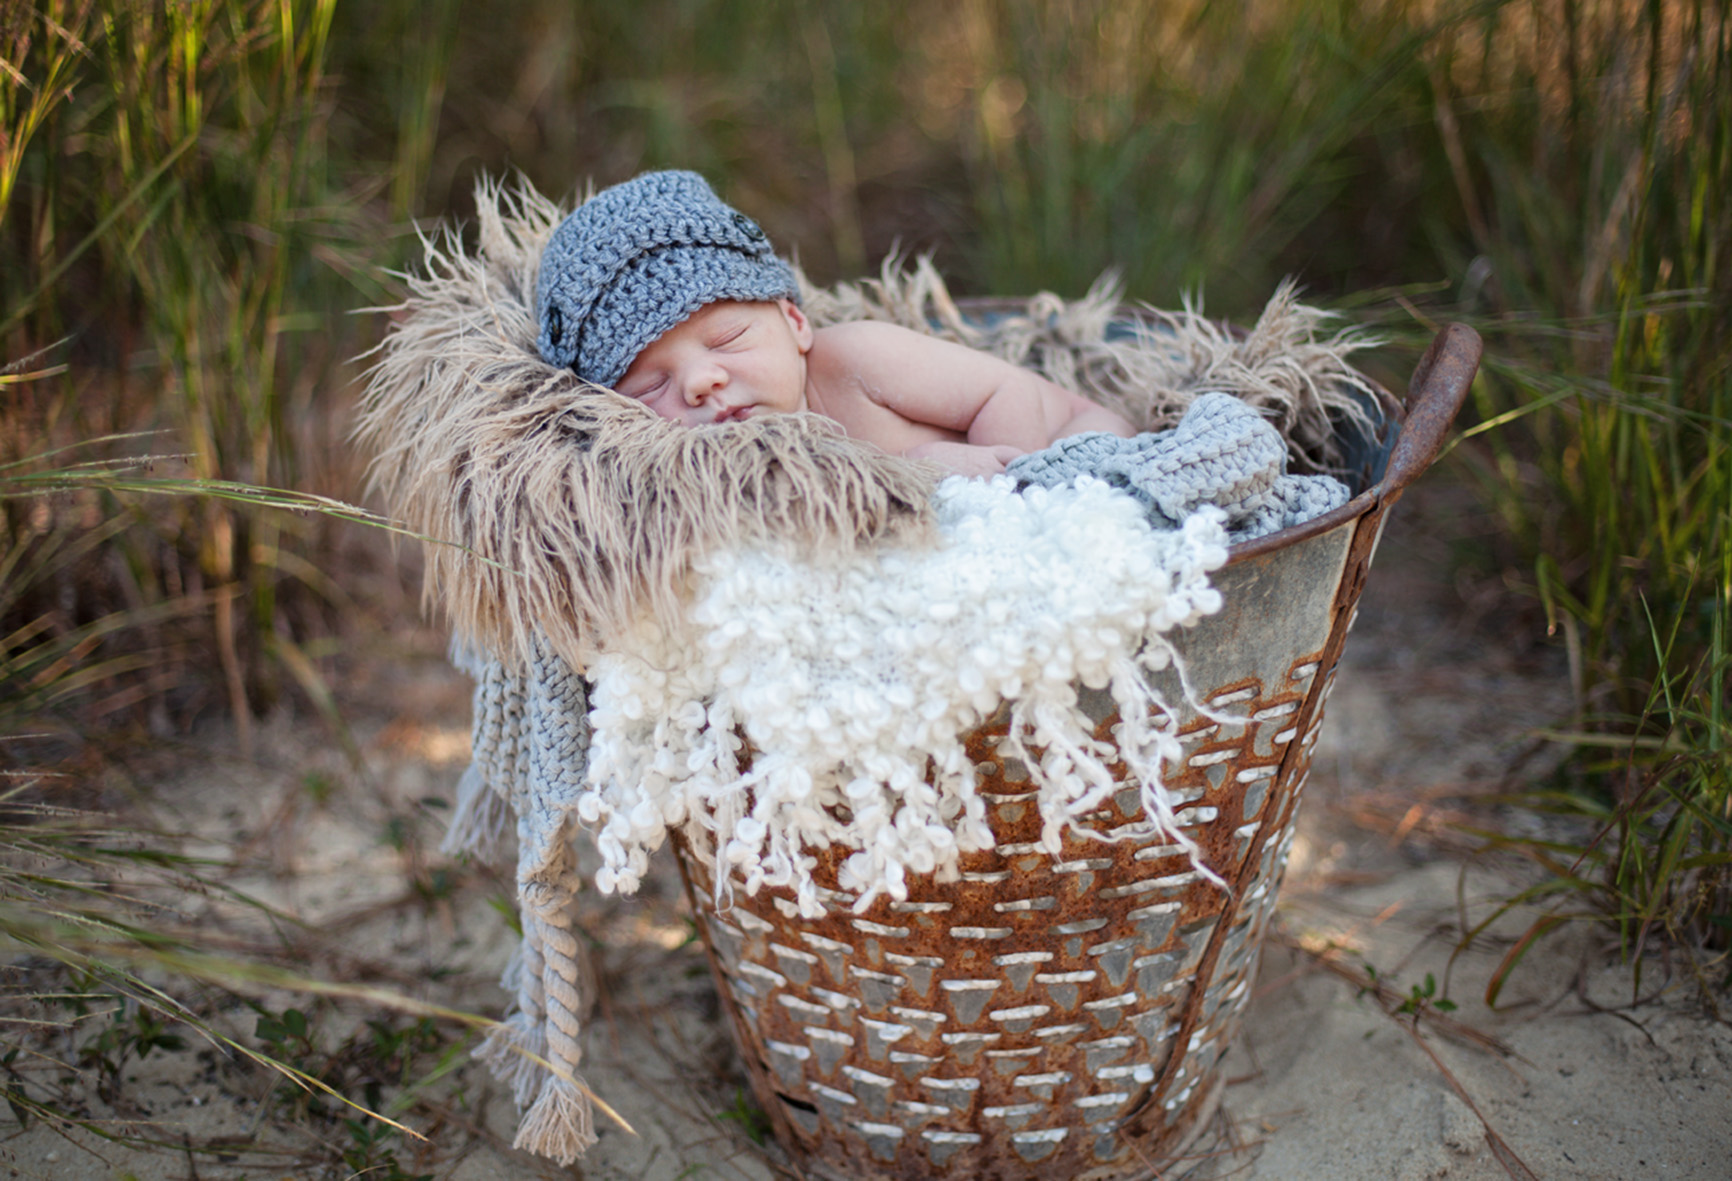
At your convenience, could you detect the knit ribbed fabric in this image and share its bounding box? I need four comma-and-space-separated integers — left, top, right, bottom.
1006, 392, 1350, 541
534, 170, 800, 387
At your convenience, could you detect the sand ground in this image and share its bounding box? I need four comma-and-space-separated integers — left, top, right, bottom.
3, 484, 1728, 1180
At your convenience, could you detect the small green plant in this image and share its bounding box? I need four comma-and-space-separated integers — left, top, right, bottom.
1359, 964, 1458, 1018
341, 1116, 436, 1181
716, 1085, 771, 1146
2, 1073, 29, 1129
302, 771, 339, 806
254, 1006, 317, 1063
248, 999, 469, 1132
78, 1000, 190, 1100
1395, 973, 1458, 1018
487, 892, 524, 937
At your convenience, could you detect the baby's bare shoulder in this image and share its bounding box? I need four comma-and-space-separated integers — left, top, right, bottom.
812, 318, 927, 352
810, 321, 926, 385
813, 320, 996, 374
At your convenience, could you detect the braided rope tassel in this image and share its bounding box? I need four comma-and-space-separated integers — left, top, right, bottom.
509, 639, 597, 1161
513, 876, 596, 1164
461, 648, 562, 1111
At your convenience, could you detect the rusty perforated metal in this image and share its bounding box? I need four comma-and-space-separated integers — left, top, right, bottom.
671, 324, 1481, 1180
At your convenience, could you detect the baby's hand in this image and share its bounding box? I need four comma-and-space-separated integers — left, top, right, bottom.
905, 441, 1027, 478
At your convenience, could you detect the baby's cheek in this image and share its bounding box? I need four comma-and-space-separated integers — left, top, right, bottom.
642, 393, 685, 422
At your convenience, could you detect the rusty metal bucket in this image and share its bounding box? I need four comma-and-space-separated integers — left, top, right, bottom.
674, 324, 1483, 1180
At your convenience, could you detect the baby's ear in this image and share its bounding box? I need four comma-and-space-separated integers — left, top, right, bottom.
778, 299, 815, 353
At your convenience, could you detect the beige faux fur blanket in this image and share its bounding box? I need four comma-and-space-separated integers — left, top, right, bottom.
353, 178, 1375, 670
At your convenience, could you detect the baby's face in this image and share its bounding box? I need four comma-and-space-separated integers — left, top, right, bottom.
614, 299, 813, 426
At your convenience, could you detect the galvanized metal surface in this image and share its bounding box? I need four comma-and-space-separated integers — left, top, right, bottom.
672, 324, 1482, 1180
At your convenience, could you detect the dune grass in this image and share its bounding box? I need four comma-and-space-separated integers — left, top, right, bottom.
0, 779, 492, 1178
2, 0, 1727, 1165
2, 8, 496, 1169
1411, 0, 1731, 983
1, 0, 423, 760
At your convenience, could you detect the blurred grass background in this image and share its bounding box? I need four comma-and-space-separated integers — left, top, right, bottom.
1, 0, 1726, 1144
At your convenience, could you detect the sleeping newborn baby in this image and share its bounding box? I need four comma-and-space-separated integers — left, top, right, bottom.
535, 170, 1135, 477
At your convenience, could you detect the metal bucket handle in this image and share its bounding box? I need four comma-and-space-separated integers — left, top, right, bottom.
1382, 321, 1484, 504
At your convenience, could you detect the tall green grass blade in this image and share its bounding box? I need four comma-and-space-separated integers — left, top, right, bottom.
0, 129, 198, 337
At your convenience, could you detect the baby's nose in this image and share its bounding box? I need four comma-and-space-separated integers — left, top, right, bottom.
681, 362, 728, 405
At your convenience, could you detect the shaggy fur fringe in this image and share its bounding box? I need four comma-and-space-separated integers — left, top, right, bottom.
356, 178, 1379, 665
354, 180, 938, 667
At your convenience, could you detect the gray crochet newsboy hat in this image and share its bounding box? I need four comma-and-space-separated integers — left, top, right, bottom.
534, 170, 800, 388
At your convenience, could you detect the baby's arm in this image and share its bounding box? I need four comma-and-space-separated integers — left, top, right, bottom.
809, 322, 1135, 472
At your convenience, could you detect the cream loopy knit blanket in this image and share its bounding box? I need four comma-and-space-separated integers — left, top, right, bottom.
363, 180, 1382, 1165
585, 478, 1233, 915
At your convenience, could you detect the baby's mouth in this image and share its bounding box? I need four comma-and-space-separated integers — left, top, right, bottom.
712, 404, 750, 423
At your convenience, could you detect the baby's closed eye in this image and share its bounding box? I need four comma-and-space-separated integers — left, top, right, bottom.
619, 374, 666, 398
709, 323, 751, 349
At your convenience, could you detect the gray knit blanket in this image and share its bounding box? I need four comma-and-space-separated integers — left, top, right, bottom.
1007, 391, 1349, 541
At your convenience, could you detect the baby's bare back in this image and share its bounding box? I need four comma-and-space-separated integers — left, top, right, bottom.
803, 320, 1135, 476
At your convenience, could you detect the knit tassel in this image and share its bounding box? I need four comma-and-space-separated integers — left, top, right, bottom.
475, 920, 551, 1108
514, 1074, 598, 1166
505, 925, 551, 1107
440, 762, 514, 861
475, 1010, 547, 1108
497, 937, 524, 993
